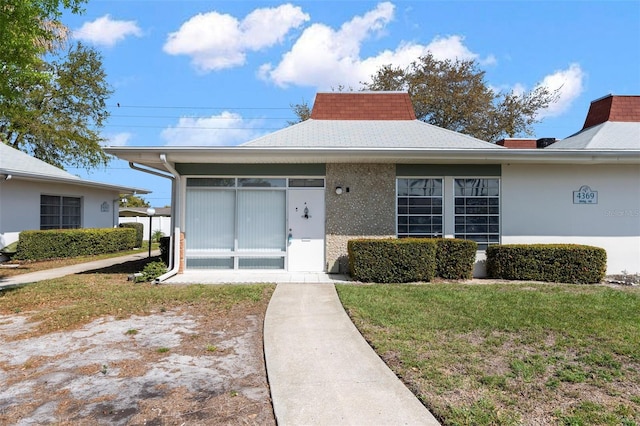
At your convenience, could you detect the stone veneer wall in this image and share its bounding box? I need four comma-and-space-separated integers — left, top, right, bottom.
325, 163, 396, 273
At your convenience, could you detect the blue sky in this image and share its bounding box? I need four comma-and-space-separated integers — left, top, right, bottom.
62, 1, 640, 207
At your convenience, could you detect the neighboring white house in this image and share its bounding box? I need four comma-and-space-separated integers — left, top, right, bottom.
105, 92, 640, 278
0, 143, 149, 255
119, 207, 172, 241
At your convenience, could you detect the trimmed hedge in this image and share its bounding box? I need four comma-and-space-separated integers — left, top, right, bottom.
15, 228, 137, 261
486, 244, 607, 284
348, 238, 437, 283
119, 222, 144, 248
436, 238, 477, 280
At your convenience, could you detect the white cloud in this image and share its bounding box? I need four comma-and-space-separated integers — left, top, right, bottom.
536, 63, 585, 118
260, 3, 495, 89
103, 132, 132, 147
160, 112, 265, 146
74, 15, 142, 48
163, 4, 309, 72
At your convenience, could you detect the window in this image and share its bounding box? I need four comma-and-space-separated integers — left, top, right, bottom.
454, 178, 500, 249
40, 195, 81, 230
185, 177, 287, 270
397, 178, 443, 238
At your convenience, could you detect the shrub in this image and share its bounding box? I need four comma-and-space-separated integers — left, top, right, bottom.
119, 222, 144, 248
139, 261, 167, 282
15, 228, 136, 261
159, 236, 171, 266
436, 238, 477, 280
152, 229, 165, 243
348, 238, 437, 283
486, 244, 607, 284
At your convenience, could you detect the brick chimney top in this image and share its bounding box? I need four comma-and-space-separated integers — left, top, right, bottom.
583, 95, 640, 129
310, 92, 416, 120
496, 138, 537, 149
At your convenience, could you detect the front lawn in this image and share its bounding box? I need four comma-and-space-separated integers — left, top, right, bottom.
336, 283, 640, 425
0, 265, 276, 424
0, 242, 159, 279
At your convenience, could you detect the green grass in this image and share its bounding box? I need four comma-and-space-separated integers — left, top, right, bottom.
337, 283, 640, 425
0, 274, 274, 336
0, 244, 159, 278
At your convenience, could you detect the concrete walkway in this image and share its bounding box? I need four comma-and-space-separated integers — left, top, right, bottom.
264, 283, 440, 425
0, 251, 159, 289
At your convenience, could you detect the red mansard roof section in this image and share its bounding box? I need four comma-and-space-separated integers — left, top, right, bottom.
583, 95, 640, 129
310, 92, 416, 120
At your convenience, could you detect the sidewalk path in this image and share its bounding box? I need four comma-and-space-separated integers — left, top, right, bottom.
264, 283, 441, 425
0, 251, 159, 289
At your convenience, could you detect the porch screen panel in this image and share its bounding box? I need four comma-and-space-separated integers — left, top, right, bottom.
237, 190, 286, 251
185, 188, 235, 251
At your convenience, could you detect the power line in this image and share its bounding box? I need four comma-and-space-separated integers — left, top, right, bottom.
109, 104, 293, 110
110, 114, 294, 120
103, 124, 285, 130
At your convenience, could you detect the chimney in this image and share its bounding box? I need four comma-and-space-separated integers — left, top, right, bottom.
310, 92, 416, 120
496, 138, 537, 149
582, 95, 640, 129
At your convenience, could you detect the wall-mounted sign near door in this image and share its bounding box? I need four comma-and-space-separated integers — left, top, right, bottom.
573, 185, 598, 204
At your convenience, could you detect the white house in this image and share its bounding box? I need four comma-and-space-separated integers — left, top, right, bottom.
0, 143, 148, 255
105, 92, 640, 279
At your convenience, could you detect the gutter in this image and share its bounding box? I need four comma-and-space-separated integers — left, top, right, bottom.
128, 162, 174, 179
154, 154, 181, 283
126, 158, 181, 283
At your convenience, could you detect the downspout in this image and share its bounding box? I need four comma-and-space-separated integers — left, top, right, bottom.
126, 160, 180, 283
154, 154, 181, 283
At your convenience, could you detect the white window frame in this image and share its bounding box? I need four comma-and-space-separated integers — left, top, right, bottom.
453, 177, 500, 250
395, 176, 501, 250
396, 178, 444, 238
183, 176, 325, 270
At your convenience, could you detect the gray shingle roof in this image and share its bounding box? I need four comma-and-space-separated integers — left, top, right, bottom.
0, 142, 80, 179
0, 143, 149, 194
548, 121, 640, 150
242, 119, 504, 149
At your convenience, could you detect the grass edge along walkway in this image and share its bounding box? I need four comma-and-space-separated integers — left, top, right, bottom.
336, 282, 640, 426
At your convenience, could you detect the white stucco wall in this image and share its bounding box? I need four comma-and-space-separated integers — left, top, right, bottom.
502, 164, 640, 275
0, 179, 120, 249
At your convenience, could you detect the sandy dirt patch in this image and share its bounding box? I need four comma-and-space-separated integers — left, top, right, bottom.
0, 304, 275, 425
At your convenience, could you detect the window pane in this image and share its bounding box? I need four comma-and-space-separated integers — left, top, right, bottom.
454, 178, 500, 249
187, 178, 235, 187
239, 257, 284, 269
186, 258, 233, 269
238, 178, 285, 188
288, 179, 324, 187
396, 179, 443, 239
41, 195, 81, 230
185, 189, 235, 250
237, 190, 286, 251
397, 179, 409, 196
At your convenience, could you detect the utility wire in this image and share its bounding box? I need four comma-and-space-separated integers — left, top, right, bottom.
109, 104, 293, 110
110, 114, 294, 120
103, 124, 285, 130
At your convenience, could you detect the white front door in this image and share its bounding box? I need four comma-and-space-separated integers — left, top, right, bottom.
287, 189, 325, 272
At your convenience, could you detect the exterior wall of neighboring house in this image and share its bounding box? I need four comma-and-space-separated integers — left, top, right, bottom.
501, 163, 640, 274
119, 216, 172, 241
325, 163, 396, 273
0, 179, 120, 249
